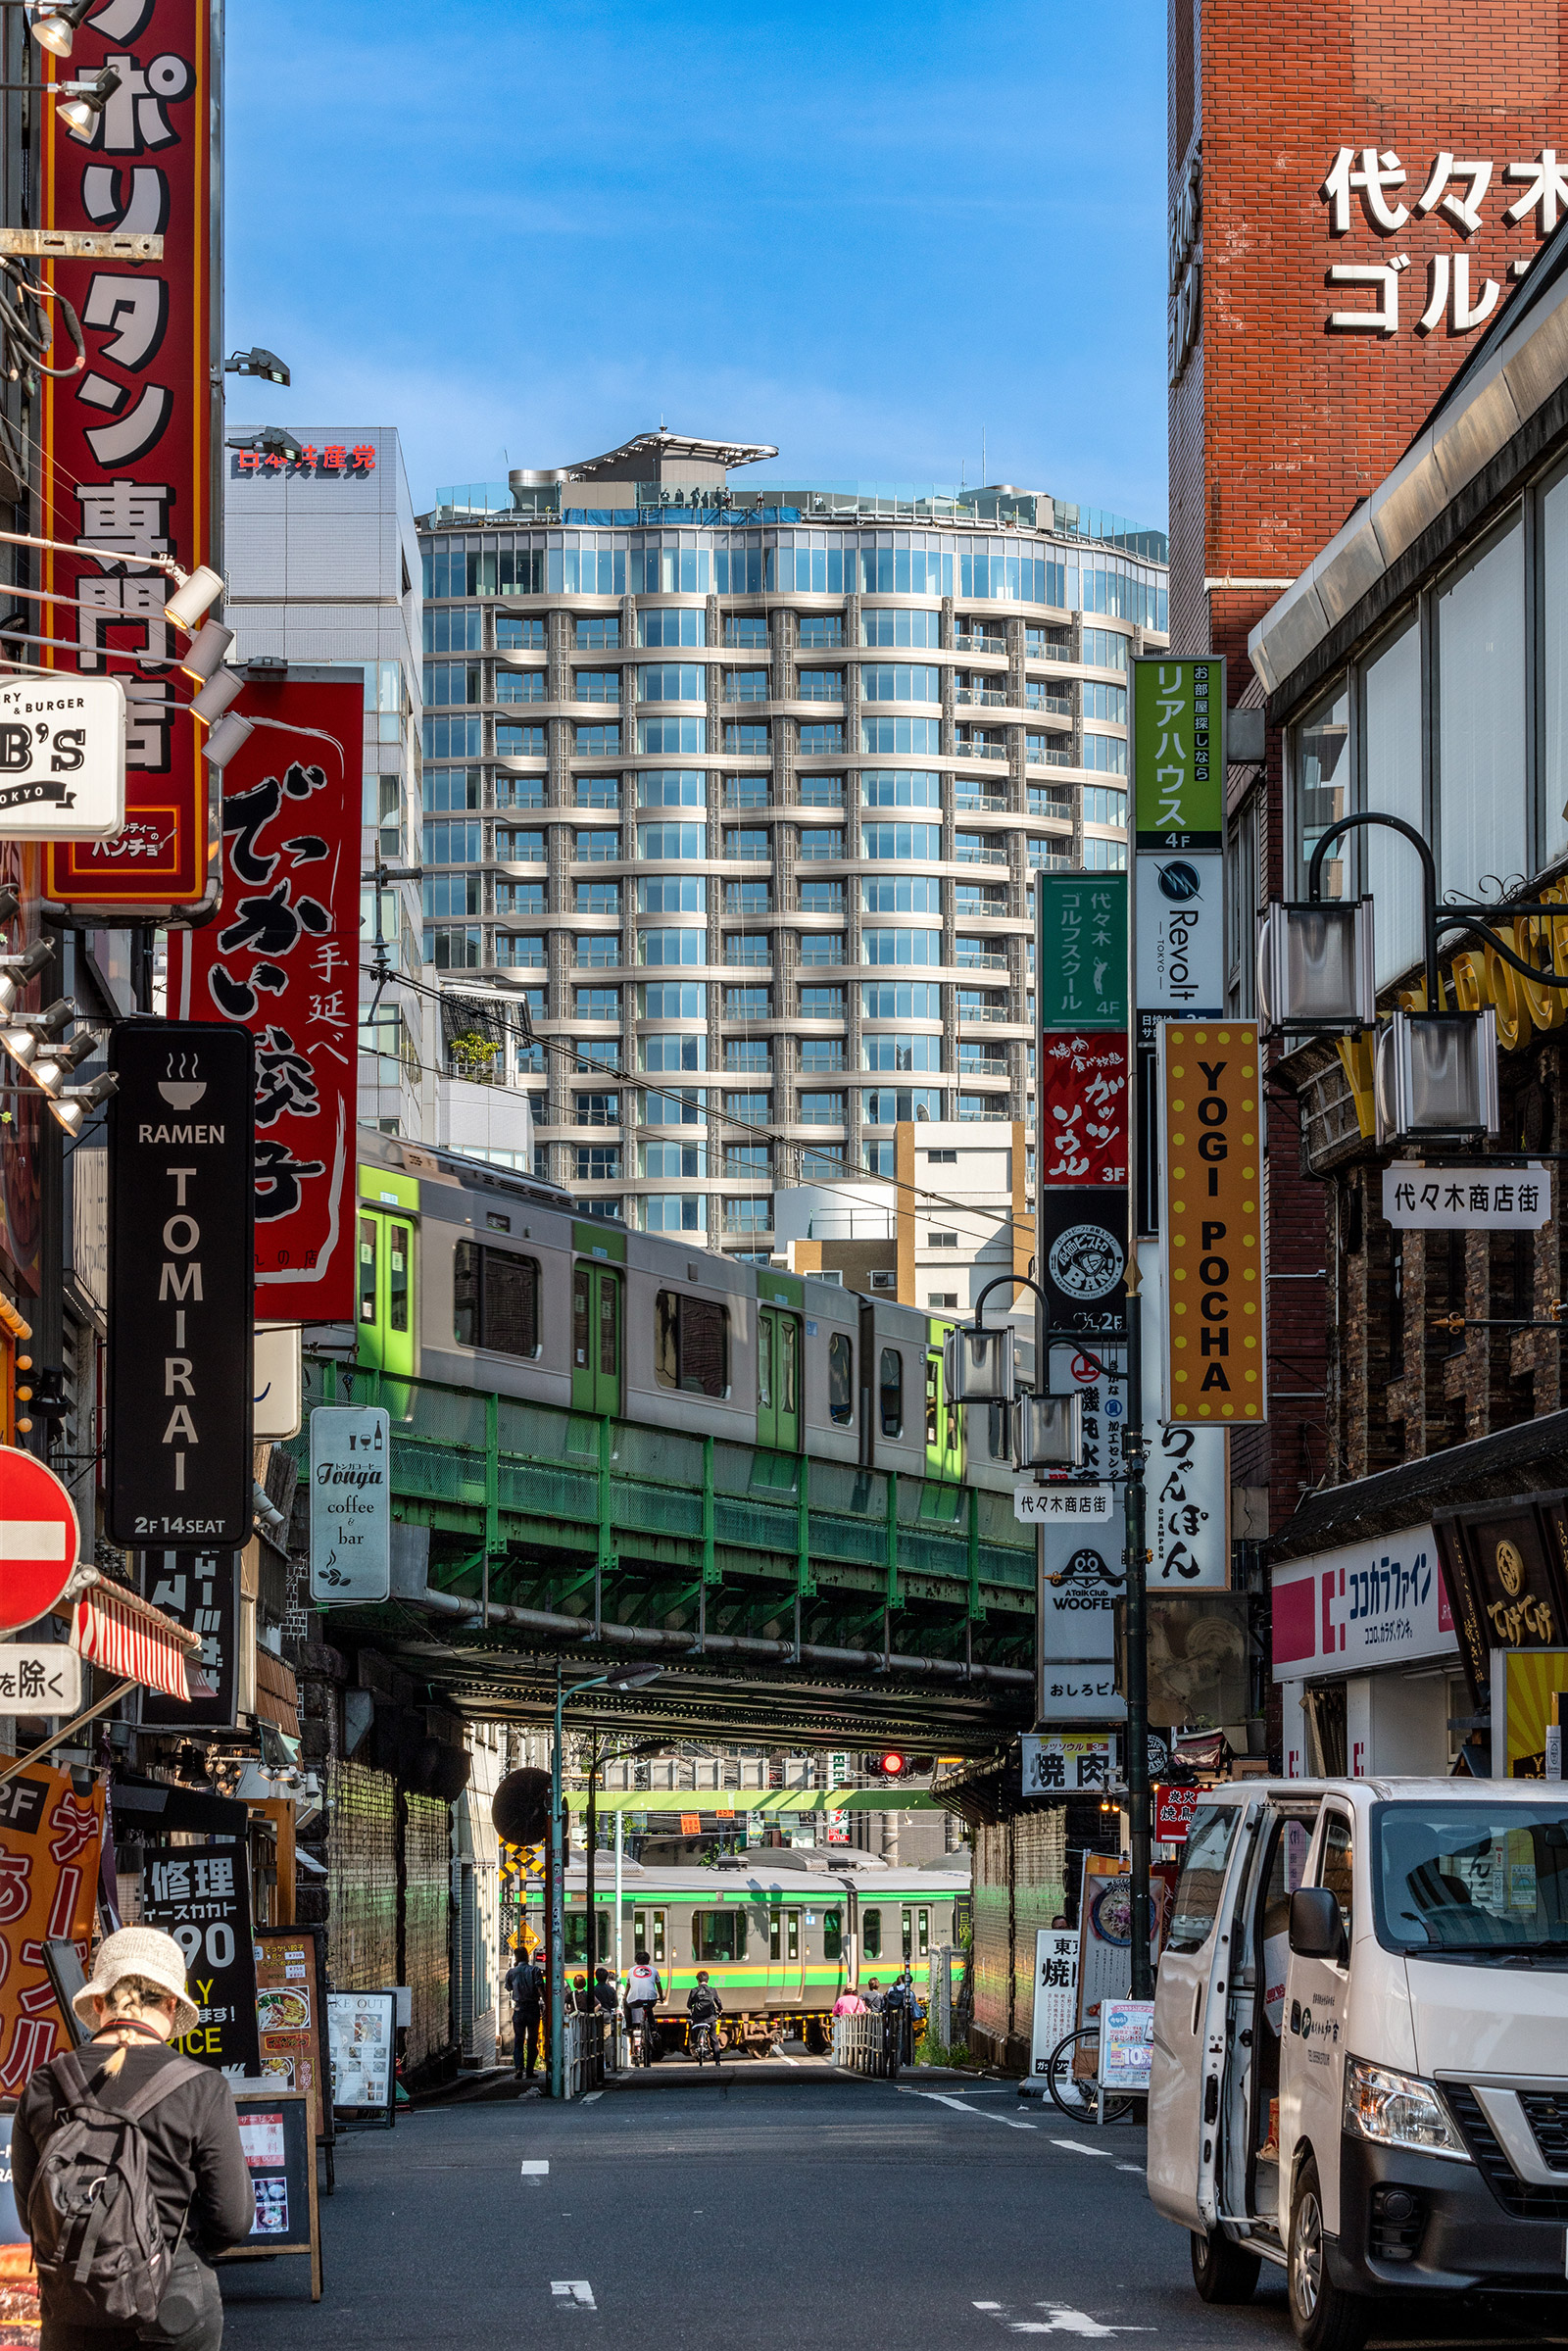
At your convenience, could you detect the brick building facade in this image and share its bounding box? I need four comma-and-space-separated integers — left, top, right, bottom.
1168, 1, 1568, 1632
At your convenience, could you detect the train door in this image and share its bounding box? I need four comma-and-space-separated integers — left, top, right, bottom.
357, 1210, 416, 1378
767, 1905, 804, 2004
571, 1261, 621, 1416
631, 1906, 666, 1987
901, 1905, 930, 1964
925, 1328, 963, 1481
756, 1307, 802, 1451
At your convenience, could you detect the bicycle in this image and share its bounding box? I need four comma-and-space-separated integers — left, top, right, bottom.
1045, 2024, 1133, 2124
690, 2018, 722, 2069
627, 2007, 658, 2067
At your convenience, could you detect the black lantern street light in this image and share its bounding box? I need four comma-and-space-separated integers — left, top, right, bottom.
1258, 809, 1568, 1144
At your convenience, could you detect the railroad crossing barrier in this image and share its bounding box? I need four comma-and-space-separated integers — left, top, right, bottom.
563, 2011, 614, 2098
831, 2013, 897, 2078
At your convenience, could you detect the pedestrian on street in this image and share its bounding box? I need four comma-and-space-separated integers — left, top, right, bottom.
592, 1967, 618, 2016
570, 1973, 595, 2017
504, 1944, 546, 2082
862, 1978, 885, 2011
831, 1987, 866, 2017
12, 1927, 255, 2351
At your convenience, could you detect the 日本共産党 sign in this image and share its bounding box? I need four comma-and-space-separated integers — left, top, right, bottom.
0, 676, 125, 839
1133, 659, 1223, 851
168, 678, 361, 1322
1158, 1023, 1266, 1424
106, 1022, 255, 1548
1382, 1164, 1551, 1230
41, 0, 217, 909
1036, 872, 1127, 1029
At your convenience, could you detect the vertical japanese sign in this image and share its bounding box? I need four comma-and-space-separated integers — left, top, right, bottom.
107, 1020, 255, 1547
1036, 873, 1127, 1029
1132, 659, 1225, 1034
137, 1549, 239, 1730
1158, 1022, 1266, 1425
142, 1843, 262, 2080
40, 0, 218, 907
168, 679, 361, 1321
309, 1405, 391, 1602
1038, 1033, 1128, 1186
1136, 1241, 1229, 1587
0, 1764, 104, 2091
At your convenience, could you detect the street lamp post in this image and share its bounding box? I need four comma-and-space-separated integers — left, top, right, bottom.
549, 1660, 662, 2100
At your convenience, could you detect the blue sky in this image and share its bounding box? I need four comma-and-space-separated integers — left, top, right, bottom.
226, 1, 1168, 524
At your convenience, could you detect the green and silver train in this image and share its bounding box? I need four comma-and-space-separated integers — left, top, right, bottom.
352, 1127, 1017, 1483
514, 1861, 970, 2051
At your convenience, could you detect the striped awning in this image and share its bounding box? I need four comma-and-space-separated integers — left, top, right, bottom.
71, 1580, 199, 1701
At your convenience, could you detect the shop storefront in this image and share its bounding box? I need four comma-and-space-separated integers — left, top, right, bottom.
1273, 1520, 1461, 1781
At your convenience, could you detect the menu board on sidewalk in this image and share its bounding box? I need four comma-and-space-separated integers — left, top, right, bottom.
254, 1927, 331, 2143
215, 2088, 321, 2302
326, 1989, 397, 2127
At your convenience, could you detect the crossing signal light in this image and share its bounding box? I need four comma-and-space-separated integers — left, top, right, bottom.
864, 1749, 932, 1781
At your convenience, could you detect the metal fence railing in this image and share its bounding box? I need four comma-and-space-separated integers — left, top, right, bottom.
831, 2013, 898, 2078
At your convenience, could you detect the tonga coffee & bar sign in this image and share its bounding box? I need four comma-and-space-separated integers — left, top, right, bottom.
309, 1406, 391, 1603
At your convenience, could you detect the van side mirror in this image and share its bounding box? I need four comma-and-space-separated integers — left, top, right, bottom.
1289, 1886, 1346, 1962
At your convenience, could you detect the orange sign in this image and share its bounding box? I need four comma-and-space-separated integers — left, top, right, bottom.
1158, 1022, 1266, 1423
679, 1813, 702, 1836
0, 1762, 104, 2090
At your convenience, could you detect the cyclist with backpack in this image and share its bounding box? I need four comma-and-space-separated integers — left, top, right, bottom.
11, 1926, 254, 2351
685, 1971, 724, 2068
622, 1947, 663, 2065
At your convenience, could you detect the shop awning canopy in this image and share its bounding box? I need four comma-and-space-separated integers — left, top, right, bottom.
71, 1575, 203, 1702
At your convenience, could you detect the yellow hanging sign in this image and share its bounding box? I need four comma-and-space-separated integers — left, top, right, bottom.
1158, 1021, 1267, 1424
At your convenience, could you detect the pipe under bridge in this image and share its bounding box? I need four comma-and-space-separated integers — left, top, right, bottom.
293, 1358, 1037, 1752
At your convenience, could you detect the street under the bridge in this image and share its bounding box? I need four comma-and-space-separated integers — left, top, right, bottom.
219, 2066, 1568, 2351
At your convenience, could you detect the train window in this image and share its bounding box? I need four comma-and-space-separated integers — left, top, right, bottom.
692, 1910, 747, 1963
454, 1240, 540, 1356
359, 1217, 377, 1325
655, 1292, 730, 1398
779, 1315, 798, 1412
917, 1907, 929, 1958
828, 1331, 854, 1424
902, 1907, 912, 1958
822, 1907, 842, 1962
389, 1223, 411, 1333
925, 1356, 939, 1447
879, 1347, 903, 1438
861, 1907, 882, 1959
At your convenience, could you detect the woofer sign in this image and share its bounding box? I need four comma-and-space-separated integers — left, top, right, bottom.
107, 1023, 255, 1548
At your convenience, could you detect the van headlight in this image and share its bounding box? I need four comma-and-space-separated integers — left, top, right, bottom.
1343, 2059, 1471, 2162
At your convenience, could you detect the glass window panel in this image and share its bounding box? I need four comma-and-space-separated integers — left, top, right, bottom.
1544, 466, 1568, 867
1438, 519, 1526, 906
1361, 617, 1424, 990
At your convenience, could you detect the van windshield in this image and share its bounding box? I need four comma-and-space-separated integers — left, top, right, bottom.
1372, 1802, 1568, 1961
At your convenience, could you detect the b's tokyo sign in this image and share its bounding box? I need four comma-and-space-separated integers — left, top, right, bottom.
169, 678, 360, 1320
40, 0, 218, 907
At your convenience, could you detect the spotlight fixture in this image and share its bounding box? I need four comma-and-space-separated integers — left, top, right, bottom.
55, 61, 119, 136
190, 665, 243, 724
163, 564, 224, 632
28, 0, 96, 56
50, 1070, 116, 1137
0, 996, 74, 1070
0, 938, 54, 1019
201, 710, 254, 770
29, 1024, 99, 1100
225, 347, 290, 387
178, 618, 233, 685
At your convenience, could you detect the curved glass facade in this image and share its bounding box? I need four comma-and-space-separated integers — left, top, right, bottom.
416, 462, 1164, 1251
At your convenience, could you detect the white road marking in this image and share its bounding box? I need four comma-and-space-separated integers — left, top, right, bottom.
1116, 2165, 1143, 2176
521, 2159, 550, 2181
898, 2088, 1035, 2130
1050, 2138, 1116, 2158
974, 2301, 1153, 2338
770, 2049, 802, 2067
552, 2280, 596, 2309
579, 2090, 603, 2104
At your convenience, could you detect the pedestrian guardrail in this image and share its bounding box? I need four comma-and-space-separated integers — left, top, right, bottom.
564, 2012, 613, 2098
831, 2013, 897, 2078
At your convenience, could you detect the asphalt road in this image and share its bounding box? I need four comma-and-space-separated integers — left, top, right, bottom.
217, 2060, 1568, 2351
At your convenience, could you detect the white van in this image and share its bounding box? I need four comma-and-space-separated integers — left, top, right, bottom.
1148, 1778, 1568, 2350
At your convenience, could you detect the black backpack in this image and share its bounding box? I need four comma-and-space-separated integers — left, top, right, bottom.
27, 2046, 208, 2328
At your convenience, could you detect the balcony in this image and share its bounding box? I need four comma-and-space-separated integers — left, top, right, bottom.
957, 1098, 1011, 1120
955, 842, 1008, 866
954, 946, 1006, 970
1027, 691, 1071, 715
958, 1004, 1009, 1024
724, 942, 771, 968
955, 685, 1009, 709
957, 738, 1008, 762
797, 779, 844, 808
954, 632, 1005, 655
722, 1207, 774, 1235
955, 785, 1009, 813
958, 1051, 1008, 1076
723, 783, 771, 811
799, 1042, 847, 1072
1029, 790, 1072, 818
1027, 640, 1070, 663
797, 674, 844, 703
1029, 747, 1073, 768
725, 678, 770, 703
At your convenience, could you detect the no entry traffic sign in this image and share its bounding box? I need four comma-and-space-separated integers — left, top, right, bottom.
0, 1444, 80, 1633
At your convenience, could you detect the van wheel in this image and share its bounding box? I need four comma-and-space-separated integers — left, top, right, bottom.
1289, 2159, 1369, 2351
1190, 2228, 1260, 2304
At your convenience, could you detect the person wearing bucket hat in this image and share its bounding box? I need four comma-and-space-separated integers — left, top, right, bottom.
12, 1927, 255, 2351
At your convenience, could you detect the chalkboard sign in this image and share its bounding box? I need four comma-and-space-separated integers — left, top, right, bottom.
253, 1927, 332, 2162
326, 1989, 396, 2130
216, 2089, 321, 2302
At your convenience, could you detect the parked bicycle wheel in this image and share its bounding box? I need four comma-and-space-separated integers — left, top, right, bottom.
1046, 2024, 1133, 2124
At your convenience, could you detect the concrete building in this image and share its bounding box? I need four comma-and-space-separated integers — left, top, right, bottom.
773, 1118, 1029, 1318
416, 429, 1166, 1249
224, 425, 429, 1137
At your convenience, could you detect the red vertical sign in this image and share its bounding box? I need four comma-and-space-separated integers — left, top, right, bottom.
168, 680, 361, 1321
1037, 1031, 1129, 1187
40, 0, 215, 907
